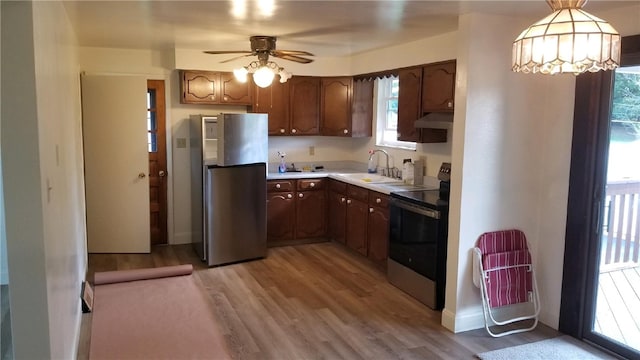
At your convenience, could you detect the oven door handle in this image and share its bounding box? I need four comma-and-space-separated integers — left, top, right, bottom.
391, 198, 441, 219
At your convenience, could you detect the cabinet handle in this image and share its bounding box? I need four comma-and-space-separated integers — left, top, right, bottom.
341, 197, 346, 203
280, 128, 285, 134
448, 101, 453, 108
376, 198, 381, 204
276, 183, 281, 189
343, 129, 349, 134
287, 194, 292, 199
347, 199, 352, 204
310, 182, 315, 188
298, 193, 304, 198
291, 128, 297, 134
369, 207, 374, 213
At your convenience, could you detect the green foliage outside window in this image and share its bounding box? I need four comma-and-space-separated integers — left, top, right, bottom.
611, 72, 640, 136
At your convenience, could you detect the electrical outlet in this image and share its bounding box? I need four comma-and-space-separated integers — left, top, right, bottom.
309, 146, 315, 156
176, 138, 187, 148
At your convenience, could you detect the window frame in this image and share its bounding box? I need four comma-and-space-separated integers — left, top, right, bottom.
374, 76, 416, 150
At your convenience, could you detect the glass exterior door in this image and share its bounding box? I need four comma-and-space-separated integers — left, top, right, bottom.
590, 66, 640, 356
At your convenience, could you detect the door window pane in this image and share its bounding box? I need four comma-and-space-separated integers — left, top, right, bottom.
594, 66, 640, 353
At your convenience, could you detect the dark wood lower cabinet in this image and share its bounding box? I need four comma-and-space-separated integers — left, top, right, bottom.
295, 190, 327, 238
328, 191, 347, 244
267, 179, 327, 245
345, 199, 369, 256
266, 192, 295, 243
268, 178, 390, 268
367, 192, 390, 265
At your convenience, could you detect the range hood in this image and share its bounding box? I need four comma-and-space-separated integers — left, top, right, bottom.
414, 112, 454, 128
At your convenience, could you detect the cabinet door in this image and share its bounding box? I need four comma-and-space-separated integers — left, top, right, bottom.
266, 192, 295, 242
220, 72, 252, 105
321, 77, 352, 136
351, 79, 374, 138
181, 70, 219, 104
254, 80, 290, 135
368, 205, 389, 265
422, 60, 456, 113
328, 191, 347, 243
346, 198, 368, 255
289, 76, 320, 135
397, 67, 422, 142
295, 190, 326, 238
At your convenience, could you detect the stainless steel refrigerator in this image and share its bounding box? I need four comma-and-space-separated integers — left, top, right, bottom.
190, 113, 268, 266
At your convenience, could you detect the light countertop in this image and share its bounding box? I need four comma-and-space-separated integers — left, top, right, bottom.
267, 169, 439, 195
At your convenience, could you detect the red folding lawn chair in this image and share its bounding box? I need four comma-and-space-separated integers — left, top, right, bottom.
472, 229, 540, 337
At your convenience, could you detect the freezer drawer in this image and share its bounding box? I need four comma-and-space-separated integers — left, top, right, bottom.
204, 163, 267, 266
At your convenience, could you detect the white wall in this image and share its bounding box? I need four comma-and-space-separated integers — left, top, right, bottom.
1, 1, 87, 357
441, 12, 575, 332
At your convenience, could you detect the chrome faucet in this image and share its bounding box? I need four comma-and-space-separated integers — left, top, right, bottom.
369, 149, 391, 177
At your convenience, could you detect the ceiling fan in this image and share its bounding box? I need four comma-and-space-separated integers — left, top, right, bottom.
203, 36, 313, 87
204, 35, 314, 64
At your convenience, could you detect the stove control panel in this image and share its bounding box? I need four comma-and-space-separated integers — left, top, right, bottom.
438, 162, 451, 182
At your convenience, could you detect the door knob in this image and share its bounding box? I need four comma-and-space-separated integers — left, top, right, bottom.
138, 172, 146, 179
159, 170, 166, 177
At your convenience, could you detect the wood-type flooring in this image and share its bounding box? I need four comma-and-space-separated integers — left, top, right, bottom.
81, 242, 564, 359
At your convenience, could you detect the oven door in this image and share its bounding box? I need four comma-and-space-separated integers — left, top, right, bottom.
388, 198, 442, 281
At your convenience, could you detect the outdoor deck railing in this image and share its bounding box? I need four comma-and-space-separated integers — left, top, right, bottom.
602, 180, 640, 267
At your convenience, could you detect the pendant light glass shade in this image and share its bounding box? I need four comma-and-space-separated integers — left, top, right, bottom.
253, 66, 275, 88
512, 0, 620, 75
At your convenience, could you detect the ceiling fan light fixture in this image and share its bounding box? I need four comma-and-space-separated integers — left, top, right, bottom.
233, 66, 249, 83
512, 0, 620, 75
253, 66, 275, 88
278, 68, 292, 83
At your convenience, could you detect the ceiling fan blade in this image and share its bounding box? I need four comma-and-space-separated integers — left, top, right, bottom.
203, 50, 253, 55
272, 53, 314, 64
272, 49, 314, 56
219, 54, 255, 63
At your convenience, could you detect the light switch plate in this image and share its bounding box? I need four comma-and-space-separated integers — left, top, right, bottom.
176, 138, 187, 148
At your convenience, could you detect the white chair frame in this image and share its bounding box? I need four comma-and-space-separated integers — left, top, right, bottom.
473, 247, 541, 337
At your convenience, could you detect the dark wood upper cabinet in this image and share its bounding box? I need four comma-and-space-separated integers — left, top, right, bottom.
351, 79, 374, 138
220, 72, 253, 104
181, 70, 219, 104
289, 76, 321, 135
422, 60, 456, 112
253, 80, 290, 135
321, 77, 353, 136
397, 67, 422, 142
397, 63, 450, 144
180, 70, 252, 105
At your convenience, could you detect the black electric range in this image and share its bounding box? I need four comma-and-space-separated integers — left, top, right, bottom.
387, 180, 450, 310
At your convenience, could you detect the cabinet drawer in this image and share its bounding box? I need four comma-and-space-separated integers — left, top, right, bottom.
347, 185, 369, 202
329, 179, 347, 194
369, 192, 389, 208
297, 178, 324, 191
268, 180, 295, 192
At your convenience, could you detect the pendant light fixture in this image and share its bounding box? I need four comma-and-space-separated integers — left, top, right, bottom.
512, 0, 621, 75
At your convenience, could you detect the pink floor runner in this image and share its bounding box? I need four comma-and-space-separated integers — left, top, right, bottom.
89, 265, 230, 359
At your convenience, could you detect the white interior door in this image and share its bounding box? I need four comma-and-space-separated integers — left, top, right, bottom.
81, 74, 150, 253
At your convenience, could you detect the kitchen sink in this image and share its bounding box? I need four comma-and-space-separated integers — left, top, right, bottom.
336, 173, 403, 184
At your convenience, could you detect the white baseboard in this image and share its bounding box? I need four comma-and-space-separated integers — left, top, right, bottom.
441, 307, 486, 333
172, 232, 192, 245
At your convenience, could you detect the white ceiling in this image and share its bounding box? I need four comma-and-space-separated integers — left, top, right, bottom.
63, 0, 634, 58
